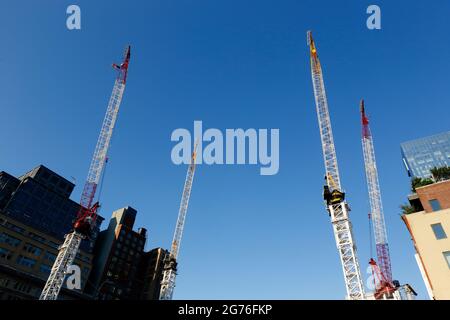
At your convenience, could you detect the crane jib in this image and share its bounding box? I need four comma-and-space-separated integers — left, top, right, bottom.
39, 46, 130, 300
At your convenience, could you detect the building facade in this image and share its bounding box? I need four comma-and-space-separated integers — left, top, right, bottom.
0, 165, 103, 252
87, 207, 169, 300
401, 131, 450, 178
0, 213, 93, 299
402, 179, 450, 300
87, 207, 147, 299
0, 165, 104, 300
134, 247, 168, 300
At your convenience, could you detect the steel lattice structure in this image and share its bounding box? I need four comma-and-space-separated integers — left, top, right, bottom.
360, 100, 393, 289
307, 31, 365, 300
40, 46, 130, 300
159, 146, 198, 300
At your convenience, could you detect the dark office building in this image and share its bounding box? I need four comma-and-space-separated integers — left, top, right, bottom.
134, 247, 168, 300
0, 165, 103, 252
0, 165, 105, 300
88, 207, 147, 299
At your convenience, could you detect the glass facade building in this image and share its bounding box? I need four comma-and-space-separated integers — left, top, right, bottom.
401, 131, 450, 178
0, 165, 103, 252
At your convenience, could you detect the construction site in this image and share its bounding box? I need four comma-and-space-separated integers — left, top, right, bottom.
307, 32, 416, 300
3, 2, 450, 304
27, 32, 419, 301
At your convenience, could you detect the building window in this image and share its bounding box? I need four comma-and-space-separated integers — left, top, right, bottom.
0, 233, 21, 247
82, 267, 90, 277
444, 251, 450, 269
16, 255, 37, 268
429, 199, 441, 211
0, 247, 13, 260
14, 281, 32, 294
23, 243, 42, 256
431, 223, 447, 240
39, 264, 52, 275
28, 232, 47, 244
0, 278, 10, 287
48, 241, 60, 249
5, 222, 25, 234
44, 252, 56, 263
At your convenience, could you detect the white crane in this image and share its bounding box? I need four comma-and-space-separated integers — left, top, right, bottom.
159, 144, 198, 300
307, 31, 365, 300
39, 46, 130, 300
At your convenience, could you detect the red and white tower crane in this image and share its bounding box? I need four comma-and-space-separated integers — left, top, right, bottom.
159, 144, 198, 300
360, 100, 396, 298
39, 46, 131, 300
307, 31, 365, 300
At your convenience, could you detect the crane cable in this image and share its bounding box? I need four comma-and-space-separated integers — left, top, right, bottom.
368, 212, 374, 259
368, 212, 376, 289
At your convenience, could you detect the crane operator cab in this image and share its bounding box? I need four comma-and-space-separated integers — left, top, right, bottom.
73, 202, 99, 237
163, 255, 178, 272
73, 215, 94, 237
323, 178, 346, 207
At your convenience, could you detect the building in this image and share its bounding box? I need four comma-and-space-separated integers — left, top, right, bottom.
401, 131, 450, 178
402, 179, 450, 300
87, 207, 169, 300
0, 165, 103, 253
87, 207, 147, 299
134, 247, 168, 300
0, 214, 93, 299
0, 165, 104, 300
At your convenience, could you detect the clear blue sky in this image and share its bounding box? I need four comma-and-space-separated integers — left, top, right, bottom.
1, 0, 449, 299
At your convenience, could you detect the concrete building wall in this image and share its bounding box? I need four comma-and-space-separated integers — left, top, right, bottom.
403, 180, 450, 300
403, 209, 450, 299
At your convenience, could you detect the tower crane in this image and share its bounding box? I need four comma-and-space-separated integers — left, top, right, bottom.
360, 100, 395, 298
307, 31, 365, 300
159, 143, 198, 300
39, 46, 131, 300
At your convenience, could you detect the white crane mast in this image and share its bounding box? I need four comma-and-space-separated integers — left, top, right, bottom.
307, 31, 365, 300
39, 46, 130, 300
159, 146, 198, 300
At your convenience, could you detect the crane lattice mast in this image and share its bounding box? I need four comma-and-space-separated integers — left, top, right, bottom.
40, 46, 131, 300
360, 100, 395, 297
159, 145, 198, 300
307, 31, 365, 300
